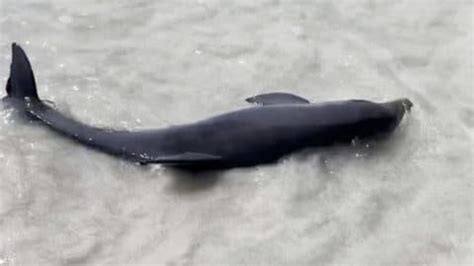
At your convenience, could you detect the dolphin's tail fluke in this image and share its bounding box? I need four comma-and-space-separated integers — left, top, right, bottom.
5, 43, 40, 101
3, 43, 132, 158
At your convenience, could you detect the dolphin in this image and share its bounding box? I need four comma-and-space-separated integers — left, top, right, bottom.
3, 43, 412, 169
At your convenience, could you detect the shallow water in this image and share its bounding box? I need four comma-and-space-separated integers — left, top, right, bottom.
0, 0, 472, 265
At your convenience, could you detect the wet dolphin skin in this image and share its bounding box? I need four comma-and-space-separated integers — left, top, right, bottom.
3, 43, 412, 169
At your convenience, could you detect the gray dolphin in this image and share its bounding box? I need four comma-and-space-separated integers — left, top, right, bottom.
3, 43, 412, 169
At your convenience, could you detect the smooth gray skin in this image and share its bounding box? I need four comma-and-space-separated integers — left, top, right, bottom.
4, 43, 413, 170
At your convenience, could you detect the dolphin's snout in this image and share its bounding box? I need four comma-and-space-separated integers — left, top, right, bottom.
400, 98, 413, 112
384, 98, 413, 113
382, 98, 413, 128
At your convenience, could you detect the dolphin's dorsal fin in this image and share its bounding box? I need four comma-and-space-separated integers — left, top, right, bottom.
136, 152, 222, 165
245, 92, 310, 106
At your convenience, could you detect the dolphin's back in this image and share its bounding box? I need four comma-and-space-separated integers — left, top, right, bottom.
146, 101, 398, 165
23, 96, 402, 166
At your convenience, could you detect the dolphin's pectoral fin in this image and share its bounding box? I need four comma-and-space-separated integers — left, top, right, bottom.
245, 92, 310, 106
136, 152, 222, 165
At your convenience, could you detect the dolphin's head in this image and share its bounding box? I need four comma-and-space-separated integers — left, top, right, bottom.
343, 98, 413, 140
380, 98, 413, 131
384, 98, 412, 117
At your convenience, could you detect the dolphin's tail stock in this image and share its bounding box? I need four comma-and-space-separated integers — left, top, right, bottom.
3, 43, 126, 157
5, 43, 40, 101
